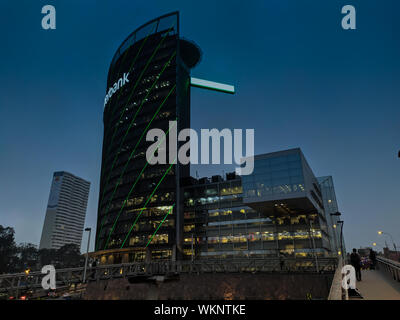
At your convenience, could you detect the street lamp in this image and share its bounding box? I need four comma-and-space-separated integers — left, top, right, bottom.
330, 212, 342, 257
83, 227, 91, 283
378, 230, 397, 252
309, 219, 319, 272
336, 220, 344, 262
372, 242, 385, 250
191, 233, 194, 262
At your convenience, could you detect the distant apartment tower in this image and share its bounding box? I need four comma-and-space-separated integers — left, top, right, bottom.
39, 171, 90, 250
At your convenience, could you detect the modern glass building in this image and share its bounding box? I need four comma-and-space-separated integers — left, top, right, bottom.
95, 12, 201, 263
317, 176, 344, 255
182, 149, 335, 260
241, 149, 331, 256
182, 174, 276, 259
94, 12, 341, 265
39, 171, 90, 250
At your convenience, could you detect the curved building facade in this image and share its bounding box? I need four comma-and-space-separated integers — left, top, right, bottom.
95, 12, 200, 263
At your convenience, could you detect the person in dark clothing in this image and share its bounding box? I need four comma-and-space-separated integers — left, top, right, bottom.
350, 248, 362, 281
91, 259, 98, 280
369, 249, 377, 270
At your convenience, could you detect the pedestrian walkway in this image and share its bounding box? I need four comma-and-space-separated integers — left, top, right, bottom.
356, 269, 400, 300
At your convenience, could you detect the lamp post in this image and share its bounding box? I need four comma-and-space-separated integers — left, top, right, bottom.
378, 231, 398, 260
309, 220, 319, 272
378, 231, 397, 252
337, 220, 344, 260
372, 242, 385, 251
330, 212, 342, 257
191, 233, 194, 262
83, 227, 91, 283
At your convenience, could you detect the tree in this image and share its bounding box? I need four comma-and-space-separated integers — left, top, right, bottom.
56, 243, 84, 268
0, 225, 18, 274
15, 243, 39, 272
0, 225, 84, 273
38, 243, 84, 269
38, 248, 58, 267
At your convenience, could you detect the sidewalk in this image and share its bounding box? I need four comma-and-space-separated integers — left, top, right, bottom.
356, 269, 400, 300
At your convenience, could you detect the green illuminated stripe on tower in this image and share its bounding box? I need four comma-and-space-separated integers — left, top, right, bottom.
99, 24, 175, 186
103, 25, 175, 157
121, 160, 176, 249
145, 204, 175, 248
102, 103, 177, 250
105, 22, 157, 115
111, 23, 156, 107
95, 85, 177, 250
96, 23, 177, 251
98, 27, 174, 202
98, 52, 176, 208
99, 24, 156, 181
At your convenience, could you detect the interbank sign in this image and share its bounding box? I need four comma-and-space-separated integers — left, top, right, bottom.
103, 72, 130, 108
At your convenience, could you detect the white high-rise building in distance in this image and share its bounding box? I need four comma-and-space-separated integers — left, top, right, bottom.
39, 171, 90, 250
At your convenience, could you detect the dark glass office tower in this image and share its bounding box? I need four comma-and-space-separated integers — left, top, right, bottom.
95, 12, 200, 263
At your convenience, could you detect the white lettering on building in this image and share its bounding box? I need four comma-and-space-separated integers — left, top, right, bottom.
104, 72, 130, 108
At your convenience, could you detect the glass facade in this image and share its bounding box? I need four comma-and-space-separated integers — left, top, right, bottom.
242, 152, 305, 199
182, 149, 336, 260
95, 12, 199, 263
317, 176, 344, 255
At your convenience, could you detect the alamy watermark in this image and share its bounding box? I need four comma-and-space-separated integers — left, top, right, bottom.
341, 265, 356, 290
146, 121, 255, 175
41, 5, 56, 30
41, 5, 356, 31
41, 265, 56, 290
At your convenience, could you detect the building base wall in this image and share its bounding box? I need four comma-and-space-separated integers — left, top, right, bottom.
84, 273, 334, 300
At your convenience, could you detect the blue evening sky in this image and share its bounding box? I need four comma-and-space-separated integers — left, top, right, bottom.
0, 0, 399, 252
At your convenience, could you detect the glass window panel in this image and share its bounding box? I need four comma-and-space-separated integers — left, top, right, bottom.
269, 156, 287, 165
272, 177, 290, 186
290, 176, 304, 184
287, 153, 300, 161
288, 160, 302, 169
270, 163, 289, 172
271, 170, 289, 179
289, 168, 303, 176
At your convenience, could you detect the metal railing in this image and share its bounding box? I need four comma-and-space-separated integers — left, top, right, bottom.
92, 257, 337, 280
0, 266, 85, 297
0, 257, 337, 296
377, 256, 400, 282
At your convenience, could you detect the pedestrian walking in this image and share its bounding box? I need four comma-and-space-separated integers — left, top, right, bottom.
350, 248, 362, 281
369, 249, 377, 270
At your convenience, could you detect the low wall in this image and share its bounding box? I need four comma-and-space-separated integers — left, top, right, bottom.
84, 273, 334, 300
